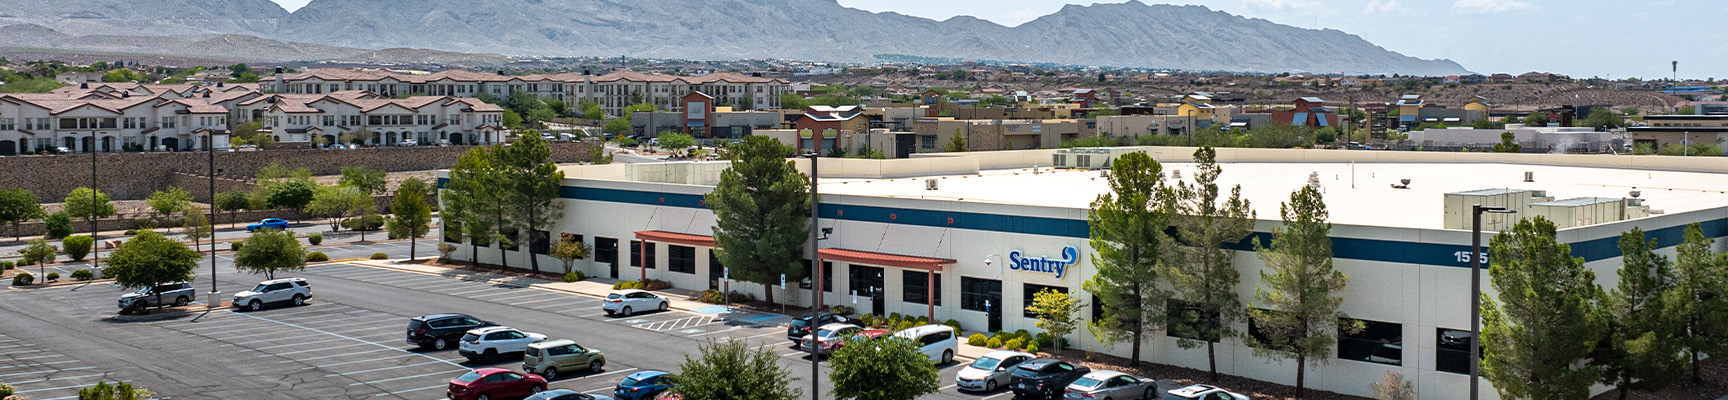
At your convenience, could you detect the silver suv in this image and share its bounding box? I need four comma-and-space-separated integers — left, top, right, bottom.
118, 282, 196, 311
232, 278, 313, 311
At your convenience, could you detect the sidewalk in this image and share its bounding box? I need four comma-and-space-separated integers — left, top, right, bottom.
347, 259, 791, 326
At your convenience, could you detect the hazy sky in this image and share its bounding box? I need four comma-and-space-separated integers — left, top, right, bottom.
267, 0, 1727, 80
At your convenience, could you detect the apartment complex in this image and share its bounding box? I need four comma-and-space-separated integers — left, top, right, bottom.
266, 68, 793, 117
0, 82, 262, 155
244, 91, 508, 147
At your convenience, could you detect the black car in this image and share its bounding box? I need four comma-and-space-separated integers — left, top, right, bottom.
786, 312, 849, 344
1009, 358, 1091, 400
406, 314, 495, 350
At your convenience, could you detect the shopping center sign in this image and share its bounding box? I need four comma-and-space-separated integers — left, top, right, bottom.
1009, 246, 1079, 278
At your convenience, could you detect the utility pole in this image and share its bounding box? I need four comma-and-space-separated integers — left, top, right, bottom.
806, 151, 821, 400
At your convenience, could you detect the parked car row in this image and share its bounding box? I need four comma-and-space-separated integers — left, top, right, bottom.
113, 277, 314, 313
438, 290, 684, 400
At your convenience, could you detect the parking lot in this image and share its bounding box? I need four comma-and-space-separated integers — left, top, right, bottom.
0, 240, 1012, 400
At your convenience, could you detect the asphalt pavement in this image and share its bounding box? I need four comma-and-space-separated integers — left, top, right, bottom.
0, 237, 1013, 400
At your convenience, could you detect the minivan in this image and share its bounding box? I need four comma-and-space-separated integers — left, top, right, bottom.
894, 324, 959, 364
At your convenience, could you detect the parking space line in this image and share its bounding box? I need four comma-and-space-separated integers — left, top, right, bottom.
0, 366, 94, 379
0, 360, 77, 370
397, 279, 478, 289
468, 290, 540, 300
443, 286, 524, 297
0, 349, 44, 357
230, 310, 467, 368
361, 275, 448, 286
334, 270, 415, 281
235, 336, 355, 350
16, 382, 106, 394
255, 335, 402, 356
0, 343, 37, 350
286, 348, 401, 364
370, 384, 445, 397
982, 392, 1013, 400
569, 367, 639, 382
5, 354, 63, 361
347, 368, 469, 386
529, 300, 594, 310
507, 297, 564, 306
326, 360, 447, 377
4, 373, 108, 386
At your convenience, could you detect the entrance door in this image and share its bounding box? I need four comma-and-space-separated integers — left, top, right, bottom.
988, 303, 1002, 332
101, 136, 113, 152
848, 265, 885, 316
596, 238, 619, 279
80, 137, 92, 153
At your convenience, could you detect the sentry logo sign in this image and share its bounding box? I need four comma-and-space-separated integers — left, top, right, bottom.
1009, 246, 1079, 279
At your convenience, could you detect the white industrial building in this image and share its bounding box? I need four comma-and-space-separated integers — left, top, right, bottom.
441, 147, 1728, 399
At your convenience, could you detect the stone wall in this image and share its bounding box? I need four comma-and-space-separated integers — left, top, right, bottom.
0, 143, 596, 202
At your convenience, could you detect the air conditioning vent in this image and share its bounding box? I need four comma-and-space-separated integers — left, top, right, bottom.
925, 179, 939, 191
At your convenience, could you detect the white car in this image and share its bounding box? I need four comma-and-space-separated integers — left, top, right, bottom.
1163, 384, 1249, 400
894, 324, 959, 364
457, 326, 548, 361
398, 139, 418, 147
956, 350, 1035, 392
232, 278, 312, 311
602, 289, 668, 317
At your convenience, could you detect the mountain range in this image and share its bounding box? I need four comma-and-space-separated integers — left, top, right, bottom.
0, 0, 1470, 75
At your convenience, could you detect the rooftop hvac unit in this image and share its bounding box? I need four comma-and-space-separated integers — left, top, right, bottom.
1052, 147, 1147, 170
925, 178, 939, 191
1524, 171, 1534, 182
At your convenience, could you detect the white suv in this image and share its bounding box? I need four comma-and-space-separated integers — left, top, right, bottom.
232, 278, 312, 311
1163, 384, 1249, 400
458, 326, 548, 362
895, 324, 959, 364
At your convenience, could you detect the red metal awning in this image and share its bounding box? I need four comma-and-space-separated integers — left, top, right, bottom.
817, 248, 955, 271
634, 230, 715, 247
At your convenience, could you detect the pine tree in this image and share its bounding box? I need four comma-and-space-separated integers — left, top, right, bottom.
1670, 223, 1728, 381
447, 146, 503, 268
1480, 216, 1604, 400
1081, 151, 1167, 366
1596, 228, 1686, 399
1247, 185, 1356, 398
1163, 146, 1254, 382
495, 135, 565, 275
388, 178, 434, 261
706, 136, 809, 306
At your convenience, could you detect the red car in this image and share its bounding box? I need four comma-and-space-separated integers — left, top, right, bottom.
831, 329, 891, 352
447, 367, 547, 400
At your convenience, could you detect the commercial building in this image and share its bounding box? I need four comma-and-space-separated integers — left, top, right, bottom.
1625, 114, 1728, 149
266, 68, 792, 117
441, 147, 1728, 400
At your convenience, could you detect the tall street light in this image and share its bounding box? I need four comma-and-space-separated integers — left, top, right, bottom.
208, 135, 220, 305
90, 135, 99, 272
804, 150, 821, 400
1470, 204, 1514, 400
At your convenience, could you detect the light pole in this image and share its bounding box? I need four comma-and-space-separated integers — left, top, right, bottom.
208, 135, 219, 305
1470, 204, 1514, 400
90, 136, 99, 272
804, 150, 821, 400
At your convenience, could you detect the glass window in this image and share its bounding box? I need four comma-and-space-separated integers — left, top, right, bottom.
960, 277, 1000, 312
501, 228, 519, 251
902, 271, 941, 306
1436, 328, 1477, 374
849, 265, 884, 297
630, 240, 656, 269
596, 237, 618, 266
531, 230, 551, 255
1022, 284, 1067, 318
1245, 308, 1288, 349
668, 245, 696, 274
800, 260, 832, 292
1166, 298, 1222, 342
1338, 318, 1402, 366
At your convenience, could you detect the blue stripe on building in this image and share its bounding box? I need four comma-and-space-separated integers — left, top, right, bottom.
541, 185, 1726, 268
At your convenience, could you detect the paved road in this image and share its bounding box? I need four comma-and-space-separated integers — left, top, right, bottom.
0, 240, 1011, 400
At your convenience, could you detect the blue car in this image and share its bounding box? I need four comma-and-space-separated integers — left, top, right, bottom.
247, 218, 289, 232
614, 371, 676, 400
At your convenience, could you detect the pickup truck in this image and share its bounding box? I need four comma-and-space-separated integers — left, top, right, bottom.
118, 282, 196, 310
247, 218, 289, 232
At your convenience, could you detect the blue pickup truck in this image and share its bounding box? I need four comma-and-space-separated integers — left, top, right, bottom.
247, 218, 289, 232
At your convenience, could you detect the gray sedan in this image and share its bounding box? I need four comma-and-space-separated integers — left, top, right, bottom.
1063, 370, 1156, 400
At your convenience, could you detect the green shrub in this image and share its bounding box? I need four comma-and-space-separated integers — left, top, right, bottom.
62, 235, 94, 261
945, 319, 963, 333
45, 272, 59, 282
71, 269, 93, 281
0, 260, 12, 270
1014, 329, 1033, 342
307, 232, 323, 245
123, 229, 138, 235
986, 336, 1003, 349
369, 253, 388, 260
1004, 337, 1026, 351
44, 212, 72, 239
13, 272, 35, 285
967, 333, 989, 346
897, 320, 916, 332
342, 214, 385, 231
1026, 341, 1041, 354
697, 289, 725, 304
829, 305, 854, 315
889, 312, 903, 322
230, 242, 242, 251
563, 271, 586, 282
0, 382, 13, 397
612, 280, 645, 290
306, 252, 329, 262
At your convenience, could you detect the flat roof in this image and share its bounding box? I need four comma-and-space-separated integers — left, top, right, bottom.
818, 162, 1728, 230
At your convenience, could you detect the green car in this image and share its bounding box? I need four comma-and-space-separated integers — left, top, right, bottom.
523, 339, 605, 381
